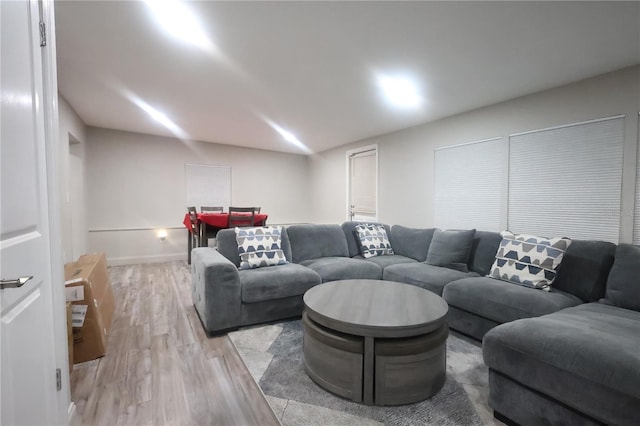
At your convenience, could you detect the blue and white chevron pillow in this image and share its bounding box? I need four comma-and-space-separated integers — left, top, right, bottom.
235, 226, 288, 270
355, 224, 394, 258
489, 231, 572, 291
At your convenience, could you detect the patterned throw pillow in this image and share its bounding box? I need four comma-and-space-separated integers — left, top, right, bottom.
235, 226, 288, 270
489, 231, 572, 291
355, 224, 394, 258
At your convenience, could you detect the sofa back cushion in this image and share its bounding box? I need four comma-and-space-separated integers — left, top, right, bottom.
601, 243, 640, 311
552, 239, 616, 302
389, 225, 436, 262
425, 229, 476, 272
468, 230, 502, 276
216, 228, 241, 266
341, 221, 391, 257
287, 224, 349, 263
217, 227, 293, 267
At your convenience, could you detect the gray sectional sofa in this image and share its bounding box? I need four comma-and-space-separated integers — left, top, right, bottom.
191, 222, 639, 425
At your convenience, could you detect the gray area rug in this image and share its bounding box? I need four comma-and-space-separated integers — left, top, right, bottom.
230, 320, 501, 426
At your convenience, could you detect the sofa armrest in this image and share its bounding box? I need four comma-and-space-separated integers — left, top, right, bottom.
191, 247, 242, 334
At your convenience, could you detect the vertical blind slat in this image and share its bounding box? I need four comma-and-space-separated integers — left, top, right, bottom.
635, 116, 640, 243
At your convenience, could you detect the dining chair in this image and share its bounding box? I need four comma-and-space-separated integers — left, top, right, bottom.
201, 206, 224, 213
200, 206, 223, 246
228, 207, 256, 227
253, 207, 261, 213
187, 206, 199, 264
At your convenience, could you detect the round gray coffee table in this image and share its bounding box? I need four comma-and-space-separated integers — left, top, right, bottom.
302, 279, 449, 406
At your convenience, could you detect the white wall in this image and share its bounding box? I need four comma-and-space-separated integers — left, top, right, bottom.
57, 95, 87, 262
309, 66, 640, 242
85, 127, 311, 264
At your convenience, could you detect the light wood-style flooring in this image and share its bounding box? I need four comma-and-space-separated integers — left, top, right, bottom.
70, 261, 280, 426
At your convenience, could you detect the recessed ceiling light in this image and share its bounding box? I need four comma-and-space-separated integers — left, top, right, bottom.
144, 0, 213, 52
377, 75, 423, 108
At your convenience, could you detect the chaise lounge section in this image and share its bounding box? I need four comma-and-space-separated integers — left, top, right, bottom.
482, 243, 640, 426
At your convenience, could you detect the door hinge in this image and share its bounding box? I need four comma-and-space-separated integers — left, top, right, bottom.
56, 368, 62, 391
39, 21, 46, 47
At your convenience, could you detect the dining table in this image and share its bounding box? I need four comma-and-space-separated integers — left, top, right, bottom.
183, 212, 269, 263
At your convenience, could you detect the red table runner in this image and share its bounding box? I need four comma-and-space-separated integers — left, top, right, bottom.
183, 212, 268, 231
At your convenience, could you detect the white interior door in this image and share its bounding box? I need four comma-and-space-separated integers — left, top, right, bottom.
1, 0, 61, 424
348, 148, 378, 222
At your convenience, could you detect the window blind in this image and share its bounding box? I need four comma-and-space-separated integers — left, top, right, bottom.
434, 138, 505, 231
634, 114, 640, 244
508, 117, 624, 242
185, 164, 231, 210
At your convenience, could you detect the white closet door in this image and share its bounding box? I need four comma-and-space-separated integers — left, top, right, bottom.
508, 117, 624, 242
434, 138, 505, 231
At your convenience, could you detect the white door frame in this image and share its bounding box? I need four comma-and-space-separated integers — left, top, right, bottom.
40, 0, 73, 421
345, 144, 379, 222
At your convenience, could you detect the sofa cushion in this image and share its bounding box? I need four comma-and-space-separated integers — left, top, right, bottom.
341, 221, 391, 257
489, 231, 572, 291
240, 263, 322, 303
425, 229, 475, 272
602, 243, 640, 311
552, 239, 615, 302
483, 303, 640, 425
288, 224, 349, 263
300, 257, 382, 282
353, 254, 417, 269
355, 223, 394, 258
468, 231, 502, 276
217, 228, 243, 267
389, 225, 436, 262
443, 277, 582, 324
236, 226, 288, 270
383, 263, 478, 296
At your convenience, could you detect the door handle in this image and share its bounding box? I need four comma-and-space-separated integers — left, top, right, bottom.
0, 276, 33, 289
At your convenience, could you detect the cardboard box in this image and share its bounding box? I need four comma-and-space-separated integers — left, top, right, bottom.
66, 302, 73, 372
64, 253, 114, 363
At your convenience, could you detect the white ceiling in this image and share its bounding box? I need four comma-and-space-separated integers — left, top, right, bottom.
55, 1, 640, 155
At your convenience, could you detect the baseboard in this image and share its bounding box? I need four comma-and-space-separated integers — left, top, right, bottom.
106, 252, 186, 266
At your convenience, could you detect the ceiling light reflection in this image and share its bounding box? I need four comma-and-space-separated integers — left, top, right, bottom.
263, 118, 311, 154
144, 0, 214, 53
126, 92, 189, 140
